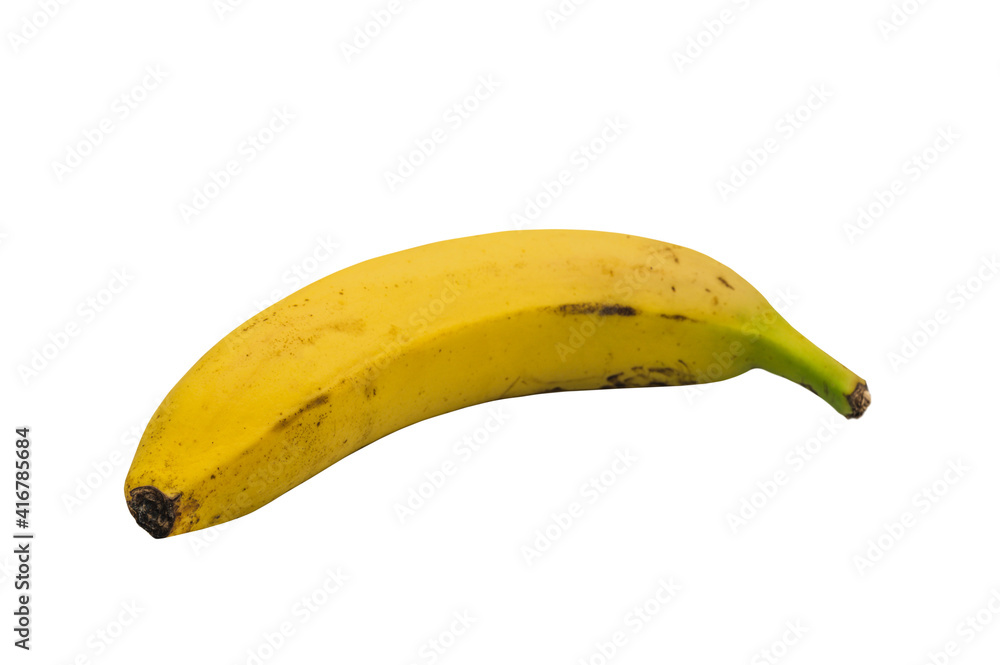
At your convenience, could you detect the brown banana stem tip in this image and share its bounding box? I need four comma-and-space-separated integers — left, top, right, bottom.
126, 486, 177, 539
846, 382, 871, 419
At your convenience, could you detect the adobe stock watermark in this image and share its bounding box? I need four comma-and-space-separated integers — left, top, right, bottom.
852, 459, 970, 576
919, 588, 1000, 665
726, 415, 845, 534
394, 406, 512, 524
843, 126, 958, 243
188, 521, 233, 557
178, 106, 295, 223
404, 610, 477, 665
553, 244, 684, 360
0, 554, 18, 587
235, 234, 341, 325
62, 601, 144, 662
61, 424, 144, 515
51, 65, 168, 183
683, 286, 798, 405
544, 0, 594, 31
509, 116, 627, 229
213, 0, 251, 20
367, 278, 463, 381
877, 0, 932, 40
384, 75, 500, 192
7, 0, 73, 53
16, 268, 135, 385
520, 449, 638, 566
671, 0, 757, 73
575, 578, 680, 665
552, 246, 764, 366
340, 0, 418, 63
241, 567, 350, 665
552, 305, 617, 362
751, 620, 808, 665
887, 254, 997, 371
209, 438, 340, 558
715, 84, 833, 202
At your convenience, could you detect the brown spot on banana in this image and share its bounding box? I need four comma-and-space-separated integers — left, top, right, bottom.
603, 365, 697, 389
272, 392, 331, 432
553, 303, 638, 316
846, 382, 871, 419
305, 393, 330, 409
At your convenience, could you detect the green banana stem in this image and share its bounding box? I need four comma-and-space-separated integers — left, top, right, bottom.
757, 316, 871, 419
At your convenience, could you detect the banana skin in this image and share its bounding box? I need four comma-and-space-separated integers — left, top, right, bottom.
124, 230, 870, 538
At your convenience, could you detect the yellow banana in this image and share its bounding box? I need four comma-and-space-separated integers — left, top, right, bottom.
124, 229, 869, 538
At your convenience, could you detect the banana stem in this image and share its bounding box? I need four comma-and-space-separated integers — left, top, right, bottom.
756, 316, 871, 419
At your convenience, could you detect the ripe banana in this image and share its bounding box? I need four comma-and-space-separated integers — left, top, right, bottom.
125, 230, 869, 538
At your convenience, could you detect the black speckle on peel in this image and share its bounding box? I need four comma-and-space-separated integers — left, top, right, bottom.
717, 276, 735, 290
127, 486, 180, 539
661, 314, 696, 322
553, 303, 637, 316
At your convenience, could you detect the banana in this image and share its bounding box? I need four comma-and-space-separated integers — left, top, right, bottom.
124, 229, 869, 538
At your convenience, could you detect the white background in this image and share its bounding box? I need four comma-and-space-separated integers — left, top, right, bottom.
3, 1, 1000, 663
